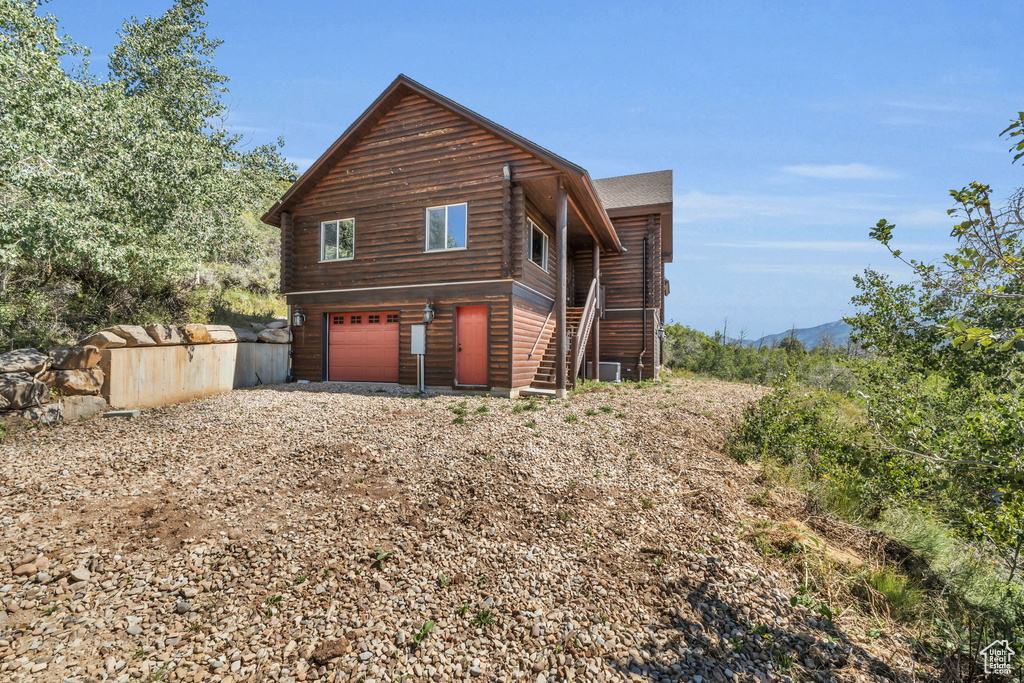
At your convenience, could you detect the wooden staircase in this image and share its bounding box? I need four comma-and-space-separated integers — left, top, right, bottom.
530, 307, 583, 390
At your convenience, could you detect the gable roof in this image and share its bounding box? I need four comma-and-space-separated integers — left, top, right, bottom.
593, 170, 673, 209
261, 74, 621, 252
593, 170, 674, 262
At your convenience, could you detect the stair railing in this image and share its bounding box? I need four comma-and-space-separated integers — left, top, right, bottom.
569, 277, 599, 384
528, 308, 555, 360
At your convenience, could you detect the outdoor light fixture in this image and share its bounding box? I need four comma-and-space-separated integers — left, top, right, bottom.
291, 309, 306, 327
502, 163, 511, 181
422, 299, 435, 324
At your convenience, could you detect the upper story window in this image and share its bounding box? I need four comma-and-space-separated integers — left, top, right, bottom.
527, 219, 548, 271
322, 218, 354, 261
425, 203, 467, 252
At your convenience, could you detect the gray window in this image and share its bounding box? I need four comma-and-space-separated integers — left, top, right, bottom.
528, 219, 548, 270
321, 218, 354, 261
425, 203, 467, 251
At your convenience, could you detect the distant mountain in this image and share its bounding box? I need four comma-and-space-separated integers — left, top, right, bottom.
745, 320, 852, 349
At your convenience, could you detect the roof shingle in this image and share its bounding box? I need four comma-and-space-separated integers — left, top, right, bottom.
592, 170, 673, 210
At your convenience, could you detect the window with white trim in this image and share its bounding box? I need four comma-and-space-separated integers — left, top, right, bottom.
527, 219, 548, 271
321, 218, 354, 261
425, 203, 467, 251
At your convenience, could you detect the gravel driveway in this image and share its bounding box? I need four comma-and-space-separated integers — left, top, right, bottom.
1, 379, 911, 682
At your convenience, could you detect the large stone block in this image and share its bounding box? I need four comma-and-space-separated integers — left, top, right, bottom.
265, 320, 288, 330
38, 367, 104, 396
0, 402, 62, 425
61, 395, 108, 421
108, 325, 156, 347
78, 330, 126, 349
48, 345, 101, 370
145, 324, 185, 346
205, 325, 237, 343
183, 324, 212, 344
0, 348, 49, 374
257, 328, 291, 344
233, 327, 258, 343
0, 372, 49, 408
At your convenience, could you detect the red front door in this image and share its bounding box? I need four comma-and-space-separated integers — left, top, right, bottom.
456, 306, 488, 386
328, 311, 399, 382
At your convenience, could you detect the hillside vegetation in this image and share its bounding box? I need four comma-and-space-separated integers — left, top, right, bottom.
0, 0, 289, 350
667, 113, 1024, 679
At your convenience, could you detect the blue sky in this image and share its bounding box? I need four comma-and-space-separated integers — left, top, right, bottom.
49, 1, 1023, 337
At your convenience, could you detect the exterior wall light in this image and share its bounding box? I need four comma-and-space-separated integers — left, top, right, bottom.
291, 309, 306, 327
422, 299, 435, 324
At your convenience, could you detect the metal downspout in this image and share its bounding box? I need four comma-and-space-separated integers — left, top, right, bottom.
637, 237, 648, 381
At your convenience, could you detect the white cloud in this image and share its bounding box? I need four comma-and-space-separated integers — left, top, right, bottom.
673, 190, 813, 222
890, 207, 951, 227
882, 99, 973, 113
781, 163, 895, 180
723, 263, 906, 279
704, 240, 884, 253
673, 190, 949, 231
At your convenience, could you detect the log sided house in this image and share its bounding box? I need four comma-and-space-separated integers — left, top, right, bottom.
261, 75, 672, 397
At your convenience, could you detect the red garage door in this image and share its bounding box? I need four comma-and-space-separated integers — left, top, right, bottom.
328, 312, 399, 382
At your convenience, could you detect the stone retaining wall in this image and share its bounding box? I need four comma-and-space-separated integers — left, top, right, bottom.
101, 342, 289, 409
0, 322, 291, 424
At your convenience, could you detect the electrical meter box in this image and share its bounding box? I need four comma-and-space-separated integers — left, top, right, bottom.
410, 324, 426, 355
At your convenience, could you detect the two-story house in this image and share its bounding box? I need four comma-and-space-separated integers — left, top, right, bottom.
261, 75, 672, 398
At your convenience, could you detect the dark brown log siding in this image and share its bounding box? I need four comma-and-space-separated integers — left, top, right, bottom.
585, 310, 658, 381
579, 213, 664, 380
286, 93, 555, 294
599, 215, 663, 310
520, 205, 557, 301
511, 289, 555, 388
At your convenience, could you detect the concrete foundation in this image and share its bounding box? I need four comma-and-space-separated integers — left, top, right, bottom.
100, 343, 290, 409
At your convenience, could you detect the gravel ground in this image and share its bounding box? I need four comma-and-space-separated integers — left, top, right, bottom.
0, 379, 915, 683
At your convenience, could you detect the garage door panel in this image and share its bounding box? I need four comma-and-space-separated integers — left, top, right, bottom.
328, 311, 399, 382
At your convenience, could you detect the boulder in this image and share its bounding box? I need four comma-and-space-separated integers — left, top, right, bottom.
0, 348, 49, 374
183, 324, 212, 344
0, 403, 62, 425
145, 324, 185, 346
0, 372, 49, 408
233, 327, 258, 343
265, 320, 288, 330
38, 367, 104, 396
108, 325, 156, 347
48, 345, 101, 370
205, 325, 237, 343
250, 322, 267, 332
0, 394, 8, 410
61, 395, 108, 421
78, 330, 126, 349
258, 328, 292, 344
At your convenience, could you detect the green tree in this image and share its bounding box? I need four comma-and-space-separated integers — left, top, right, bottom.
869, 111, 1024, 352
0, 0, 292, 349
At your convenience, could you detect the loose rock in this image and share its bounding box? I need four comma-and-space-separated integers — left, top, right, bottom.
107, 325, 157, 347
145, 324, 186, 346
183, 323, 213, 344
78, 330, 126, 349
258, 328, 291, 344
48, 345, 101, 370
0, 348, 49, 374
